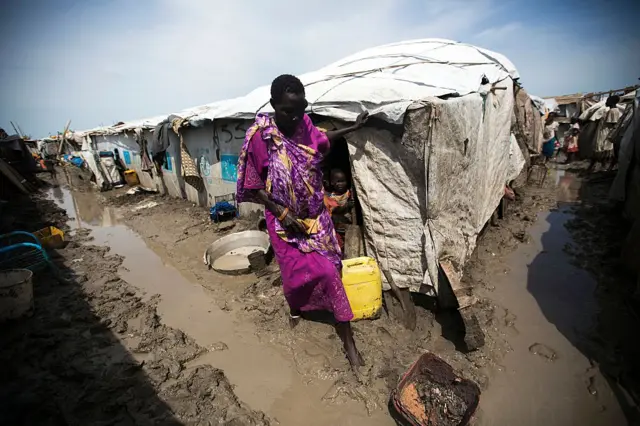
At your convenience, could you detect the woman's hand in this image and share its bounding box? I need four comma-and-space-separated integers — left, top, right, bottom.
325, 110, 369, 142
280, 212, 306, 234
355, 111, 369, 129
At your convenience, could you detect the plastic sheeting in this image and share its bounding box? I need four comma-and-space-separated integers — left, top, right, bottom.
611, 91, 640, 206
529, 95, 547, 115
543, 98, 559, 113
512, 86, 544, 154
346, 82, 517, 294
73, 39, 518, 137
507, 133, 526, 182
184, 39, 518, 126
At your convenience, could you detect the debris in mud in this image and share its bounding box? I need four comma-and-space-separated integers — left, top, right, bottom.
416, 380, 467, 425
528, 343, 558, 361
392, 353, 480, 426
513, 230, 529, 243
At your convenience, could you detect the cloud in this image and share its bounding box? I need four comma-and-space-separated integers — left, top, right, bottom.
1, 0, 637, 137
475, 22, 523, 40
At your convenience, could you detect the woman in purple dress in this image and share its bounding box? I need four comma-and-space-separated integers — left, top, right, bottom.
236, 74, 368, 368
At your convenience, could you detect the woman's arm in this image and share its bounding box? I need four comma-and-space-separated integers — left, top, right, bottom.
251, 189, 305, 234
325, 111, 369, 143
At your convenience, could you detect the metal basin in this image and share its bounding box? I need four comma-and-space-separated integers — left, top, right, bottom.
203, 230, 270, 275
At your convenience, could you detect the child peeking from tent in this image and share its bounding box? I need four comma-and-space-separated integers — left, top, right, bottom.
324, 168, 353, 253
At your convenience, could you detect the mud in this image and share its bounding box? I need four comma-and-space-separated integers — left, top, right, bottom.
11, 161, 636, 425
95, 176, 558, 420
0, 187, 268, 425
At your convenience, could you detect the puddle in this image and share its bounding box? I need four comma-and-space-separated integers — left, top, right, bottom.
47, 185, 393, 425
46, 186, 120, 229
554, 168, 582, 204
478, 168, 625, 425
47, 185, 294, 413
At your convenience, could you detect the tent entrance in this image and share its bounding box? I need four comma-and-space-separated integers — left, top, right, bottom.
322, 136, 365, 258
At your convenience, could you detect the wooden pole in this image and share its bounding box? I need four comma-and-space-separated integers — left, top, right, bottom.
9, 121, 21, 137
57, 120, 72, 156
16, 122, 26, 139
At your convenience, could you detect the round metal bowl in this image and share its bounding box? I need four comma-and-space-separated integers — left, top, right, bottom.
203, 230, 270, 275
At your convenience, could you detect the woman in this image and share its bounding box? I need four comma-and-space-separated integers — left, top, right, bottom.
542, 114, 559, 161
236, 74, 368, 369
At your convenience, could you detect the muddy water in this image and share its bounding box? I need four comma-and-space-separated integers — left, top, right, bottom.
49, 186, 392, 426
478, 170, 626, 425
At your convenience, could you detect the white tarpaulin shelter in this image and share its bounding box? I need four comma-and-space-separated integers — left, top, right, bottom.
71, 38, 525, 297
184, 39, 518, 126
169, 38, 519, 296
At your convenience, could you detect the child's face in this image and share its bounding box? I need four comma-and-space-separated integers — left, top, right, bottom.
331, 171, 348, 194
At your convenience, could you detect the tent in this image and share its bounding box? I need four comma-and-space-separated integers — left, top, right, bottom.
177, 39, 523, 297
611, 90, 640, 219
578, 100, 627, 160
72, 39, 529, 300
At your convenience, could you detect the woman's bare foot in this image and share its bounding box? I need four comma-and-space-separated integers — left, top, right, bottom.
289, 309, 302, 328
336, 322, 364, 369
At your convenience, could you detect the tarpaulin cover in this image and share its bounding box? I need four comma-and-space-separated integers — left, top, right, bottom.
513, 86, 544, 154
74, 39, 518, 137
346, 82, 517, 294
183, 39, 518, 126
611, 90, 640, 219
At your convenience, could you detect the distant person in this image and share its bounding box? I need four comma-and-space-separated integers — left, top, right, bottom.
235, 74, 369, 369
542, 114, 559, 161
564, 127, 580, 164
570, 116, 581, 131
587, 95, 621, 172
324, 168, 353, 253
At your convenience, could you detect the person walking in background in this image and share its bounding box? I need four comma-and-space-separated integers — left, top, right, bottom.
235, 74, 369, 369
587, 95, 621, 172
542, 114, 559, 162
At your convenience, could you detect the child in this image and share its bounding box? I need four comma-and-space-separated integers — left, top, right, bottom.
564, 127, 580, 164
324, 168, 353, 252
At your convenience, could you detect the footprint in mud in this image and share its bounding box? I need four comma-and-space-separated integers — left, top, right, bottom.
528, 343, 558, 362
209, 342, 229, 351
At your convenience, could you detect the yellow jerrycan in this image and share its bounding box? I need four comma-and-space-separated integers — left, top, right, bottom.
341, 257, 383, 320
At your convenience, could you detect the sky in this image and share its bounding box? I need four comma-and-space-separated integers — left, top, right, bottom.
1, 0, 638, 138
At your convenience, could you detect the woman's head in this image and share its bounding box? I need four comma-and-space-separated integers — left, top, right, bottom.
270, 74, 307, 136
545, 114, 555, 125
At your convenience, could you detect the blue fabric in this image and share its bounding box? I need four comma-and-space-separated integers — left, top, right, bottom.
542, 137, 556, 158
209, 201, 237, 222
63, 154, 84, 168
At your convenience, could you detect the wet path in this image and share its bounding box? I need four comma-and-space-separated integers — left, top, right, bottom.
48, 186, 392, 426
47, 169, 627, 425
478, 171, 626, 425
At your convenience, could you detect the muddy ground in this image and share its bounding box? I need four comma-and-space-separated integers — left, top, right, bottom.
91, 170, 560, 415
0, 189, 269, 425
2, 161, 638, 425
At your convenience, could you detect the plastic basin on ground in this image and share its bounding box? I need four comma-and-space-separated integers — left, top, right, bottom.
203, 231, 270, 275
